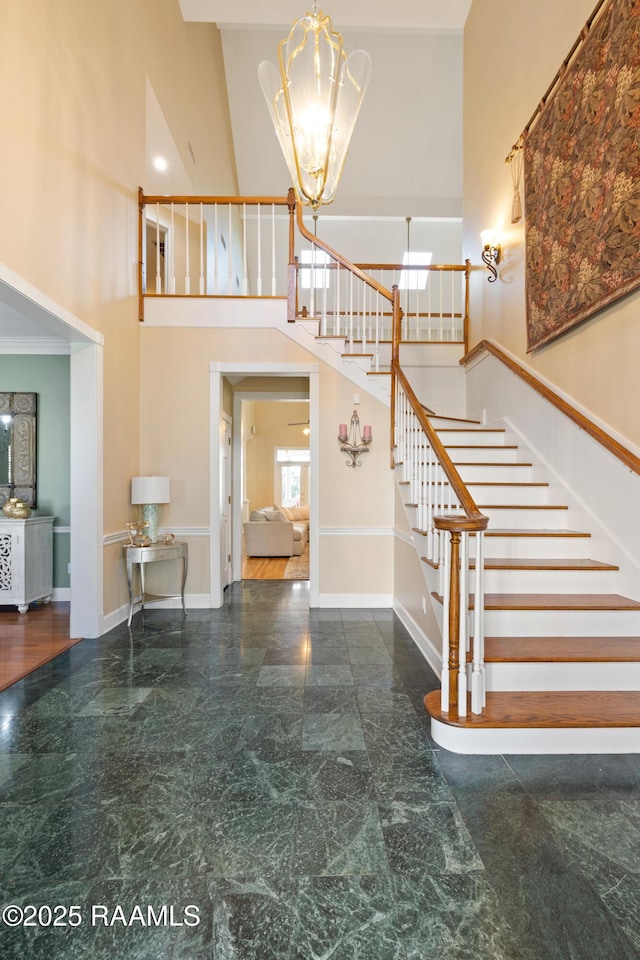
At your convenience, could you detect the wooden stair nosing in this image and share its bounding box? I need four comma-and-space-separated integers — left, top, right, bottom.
431, 591, 640, 611
425, 689, 640, 728
481, 636, 640, 663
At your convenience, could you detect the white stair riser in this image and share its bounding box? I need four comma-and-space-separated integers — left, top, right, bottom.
485, 661, 640, 691
413, 531, 592, 561
437, 430, 508, 446
430, 720, 640, 755
445, 446, 521, 463
456, 464, 536, 482
429, 417, 481, 429
482, 608, 640, 637
477, 568, 620, 594
478, 506, 569, 528
467, 485, 550, 505
478, 535, 591, 560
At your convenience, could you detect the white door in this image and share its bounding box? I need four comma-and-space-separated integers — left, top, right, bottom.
220, 415, 233, 589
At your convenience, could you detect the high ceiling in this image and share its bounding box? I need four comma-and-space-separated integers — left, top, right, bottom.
178, 0, 473, 31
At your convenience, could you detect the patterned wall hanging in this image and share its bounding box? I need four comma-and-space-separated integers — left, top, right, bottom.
524, 0, 640, 350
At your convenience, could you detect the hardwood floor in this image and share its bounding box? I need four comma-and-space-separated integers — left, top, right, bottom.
0, 603, 80, 693
242, 555, 289, 579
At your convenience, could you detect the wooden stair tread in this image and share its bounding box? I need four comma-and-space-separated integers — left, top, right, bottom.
367, 370, 391, 375
341, 352, 373, 358
482, 636, 640, 663
476, 503, 568, 510
445, 444, 519, 449
472, 557, 618, 571
436, 428, 506, 434
453, 461, 533, 467
467, 482, 549, 487
482, 528, 591, 538
432, 592, 640, 610
425, 689, 640, 728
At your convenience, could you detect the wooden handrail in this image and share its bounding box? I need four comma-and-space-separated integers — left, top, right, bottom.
353, 263, 469, 273
463, 340, 640, 477
392, 360, 489, 530
295, 203, 393, 303
141, 194, 291, 206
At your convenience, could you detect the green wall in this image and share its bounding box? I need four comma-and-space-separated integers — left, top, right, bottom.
0, 354, 70, 589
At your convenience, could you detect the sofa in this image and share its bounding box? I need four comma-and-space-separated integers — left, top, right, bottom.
243, 505, 309, 557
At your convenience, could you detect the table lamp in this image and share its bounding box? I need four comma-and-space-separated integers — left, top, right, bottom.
131, 476, 170, 543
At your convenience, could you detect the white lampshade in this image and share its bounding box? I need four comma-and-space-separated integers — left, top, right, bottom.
131, 476, 170, 505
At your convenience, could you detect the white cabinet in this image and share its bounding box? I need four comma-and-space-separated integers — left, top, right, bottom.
0, 516, 54, 612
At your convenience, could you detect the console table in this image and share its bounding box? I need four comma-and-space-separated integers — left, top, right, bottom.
0, 515, 54, 613
123, 540, 188, 626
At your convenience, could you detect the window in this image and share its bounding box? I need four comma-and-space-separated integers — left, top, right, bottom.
399, 251, 432, 290
300, 249, 331, 289
275, 448, 310, 507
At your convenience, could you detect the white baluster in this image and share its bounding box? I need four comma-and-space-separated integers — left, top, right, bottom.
439, 271, 444, 340
335, 263, 341, 337
322, 256, 328, 328
155, 203, 161, 294
427, 268, 432, 340
242, 203, 248, 296
170, 205, 176, 294
457, 532, 469, 717
309, 243, 316, 317
184, 202, 190, 295
199, 203, 205, 295
256, 205, 262, 297
450, 269, 455, 341
214, 204, 219, 294
272, 203, 277, 296
228, 204, 233, 295
349, 272, 354, 352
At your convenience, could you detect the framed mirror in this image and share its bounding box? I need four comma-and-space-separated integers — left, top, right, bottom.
0, 392, 37, 508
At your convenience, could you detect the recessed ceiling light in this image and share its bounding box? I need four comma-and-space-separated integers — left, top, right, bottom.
153, 156, 168, 172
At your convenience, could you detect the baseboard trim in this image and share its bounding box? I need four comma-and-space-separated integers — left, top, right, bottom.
392, 598, 442, 678
100, 594, 212, 635
431, 718, 640, 755
317, 593, 393, 608
51, 588, 71, 602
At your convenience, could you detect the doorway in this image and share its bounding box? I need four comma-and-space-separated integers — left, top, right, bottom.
209, 362, 319, 607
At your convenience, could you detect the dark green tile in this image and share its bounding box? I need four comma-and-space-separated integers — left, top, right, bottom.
293, 799, 389, 876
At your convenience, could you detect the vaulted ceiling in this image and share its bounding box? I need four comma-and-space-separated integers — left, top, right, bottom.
179, 0, 470, 217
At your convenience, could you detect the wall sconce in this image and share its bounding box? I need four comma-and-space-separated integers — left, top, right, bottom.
131, 476, 170, 543
481, 230, 501, 282
338, 411, 372, 468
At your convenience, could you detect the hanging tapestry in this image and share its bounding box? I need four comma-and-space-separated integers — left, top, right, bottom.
524, 0, 640, 350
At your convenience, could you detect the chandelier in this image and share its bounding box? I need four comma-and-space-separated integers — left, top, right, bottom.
259, 5, 371, 210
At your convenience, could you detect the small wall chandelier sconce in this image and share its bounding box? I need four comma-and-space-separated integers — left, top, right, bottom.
481, 230, 501, 283
338, 411, 372, 468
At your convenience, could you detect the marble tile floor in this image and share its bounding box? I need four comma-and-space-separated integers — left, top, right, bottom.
1, 581, 640, 958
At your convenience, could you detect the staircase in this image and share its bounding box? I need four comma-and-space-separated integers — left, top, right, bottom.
405, 414, 640, 754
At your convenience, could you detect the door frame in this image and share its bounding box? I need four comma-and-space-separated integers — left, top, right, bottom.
209, 362, 319, 607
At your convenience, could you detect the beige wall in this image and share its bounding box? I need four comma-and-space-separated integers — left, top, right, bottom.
139, 326, 395, 598
2, 0, 238, 615
464, 0, 640, 445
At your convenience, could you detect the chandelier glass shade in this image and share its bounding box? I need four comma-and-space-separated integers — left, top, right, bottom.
259, 5, 371, 210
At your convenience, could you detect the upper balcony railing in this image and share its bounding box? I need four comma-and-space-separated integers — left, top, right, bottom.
138, 188, 470, 353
